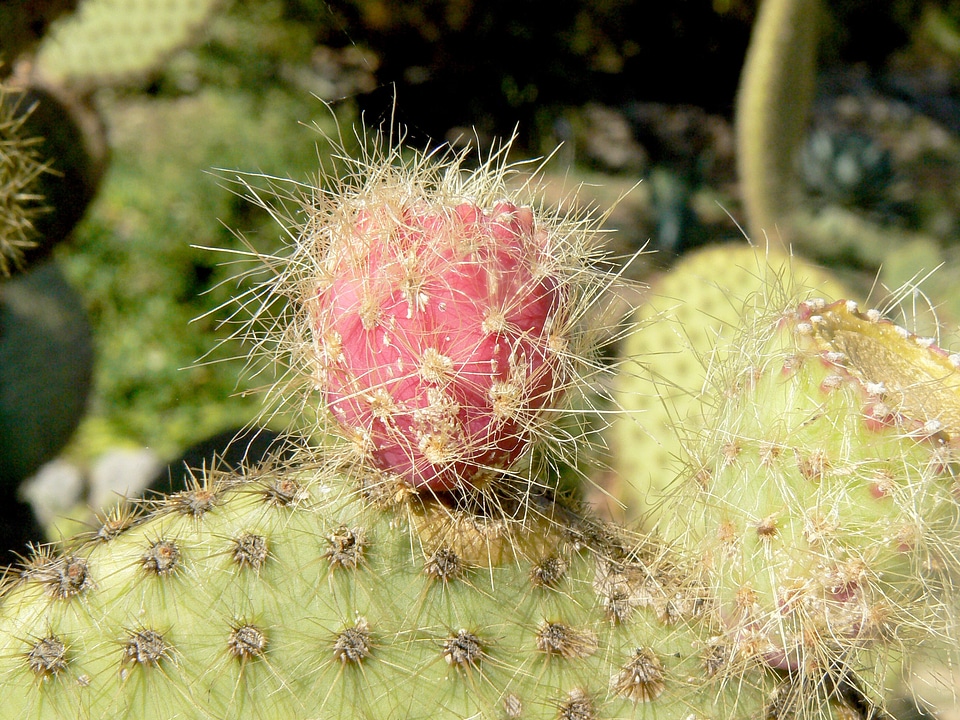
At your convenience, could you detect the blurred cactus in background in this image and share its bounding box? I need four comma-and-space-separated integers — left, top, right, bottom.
33, 0, 225, 90
0, 87, 49, 276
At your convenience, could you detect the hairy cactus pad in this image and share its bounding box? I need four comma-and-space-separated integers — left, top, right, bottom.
0, 460, 820, 720
231, 139, 623, 492
610, 243, 848, 522
658, 292, 960, 709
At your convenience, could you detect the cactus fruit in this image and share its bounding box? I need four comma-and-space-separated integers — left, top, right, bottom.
654, 289, 960, 712
610, 242, 848, 523
0, 460, 792, 720
231, 140, 621, 492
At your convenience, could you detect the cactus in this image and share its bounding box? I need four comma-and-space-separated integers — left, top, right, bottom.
610, 242, 849, 523
228, 138, 622, 493
735, 0, 821, 244
3, 97, 954, 717
0, 459, 791, 720
34, 0, 223, 90
653, 288, 960, 713
732, 0, 944, 276
0, 83, 107, 270
0, 85, 49, 276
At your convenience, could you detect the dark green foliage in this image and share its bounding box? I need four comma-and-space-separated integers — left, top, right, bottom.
57, 89, 350, 457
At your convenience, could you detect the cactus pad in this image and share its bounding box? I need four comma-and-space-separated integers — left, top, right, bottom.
658, 292, 960, 709
611, 243, 847, 522
35, 0, 222, 88
0, 461, 793, 719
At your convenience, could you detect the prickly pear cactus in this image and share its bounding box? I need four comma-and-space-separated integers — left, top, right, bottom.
0, 461, 781, 719
1, 109, 936, 719
657, 291, 960, 710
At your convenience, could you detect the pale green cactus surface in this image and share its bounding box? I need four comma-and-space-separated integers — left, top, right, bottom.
611, 243, 848, 522
0, 460, 782, 720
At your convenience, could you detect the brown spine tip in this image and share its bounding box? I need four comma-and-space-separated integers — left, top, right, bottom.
141, 540, 181, 576
123, 629, 170, 667
27, 554, 91, 599
603, 590, 633, 625
442, 630, 483, 670
530, 555, 568, 589
94, 504, 137, 542
756, 515, 779, 540
333, 619, 371, 665
232, 533, 268, 571
702, 638, 729, 677
721, 441, 742, 466
797, 449, 829, 482
261, 476, 308, 507
168, 487, 220, 518
323, 526, 366, 571
227, 624, 267, 660
27, 636, 67, 677
611, 647, 666, 703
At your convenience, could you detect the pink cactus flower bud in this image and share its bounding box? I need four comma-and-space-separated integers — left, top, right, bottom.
229, 136, 623, 492
311, 199, 567, 490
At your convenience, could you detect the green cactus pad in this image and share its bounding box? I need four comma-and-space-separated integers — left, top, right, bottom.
34, 0, 223, 88
0, 461, 790, 719
611, 243, 848, 523
658, 293, 960, 711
